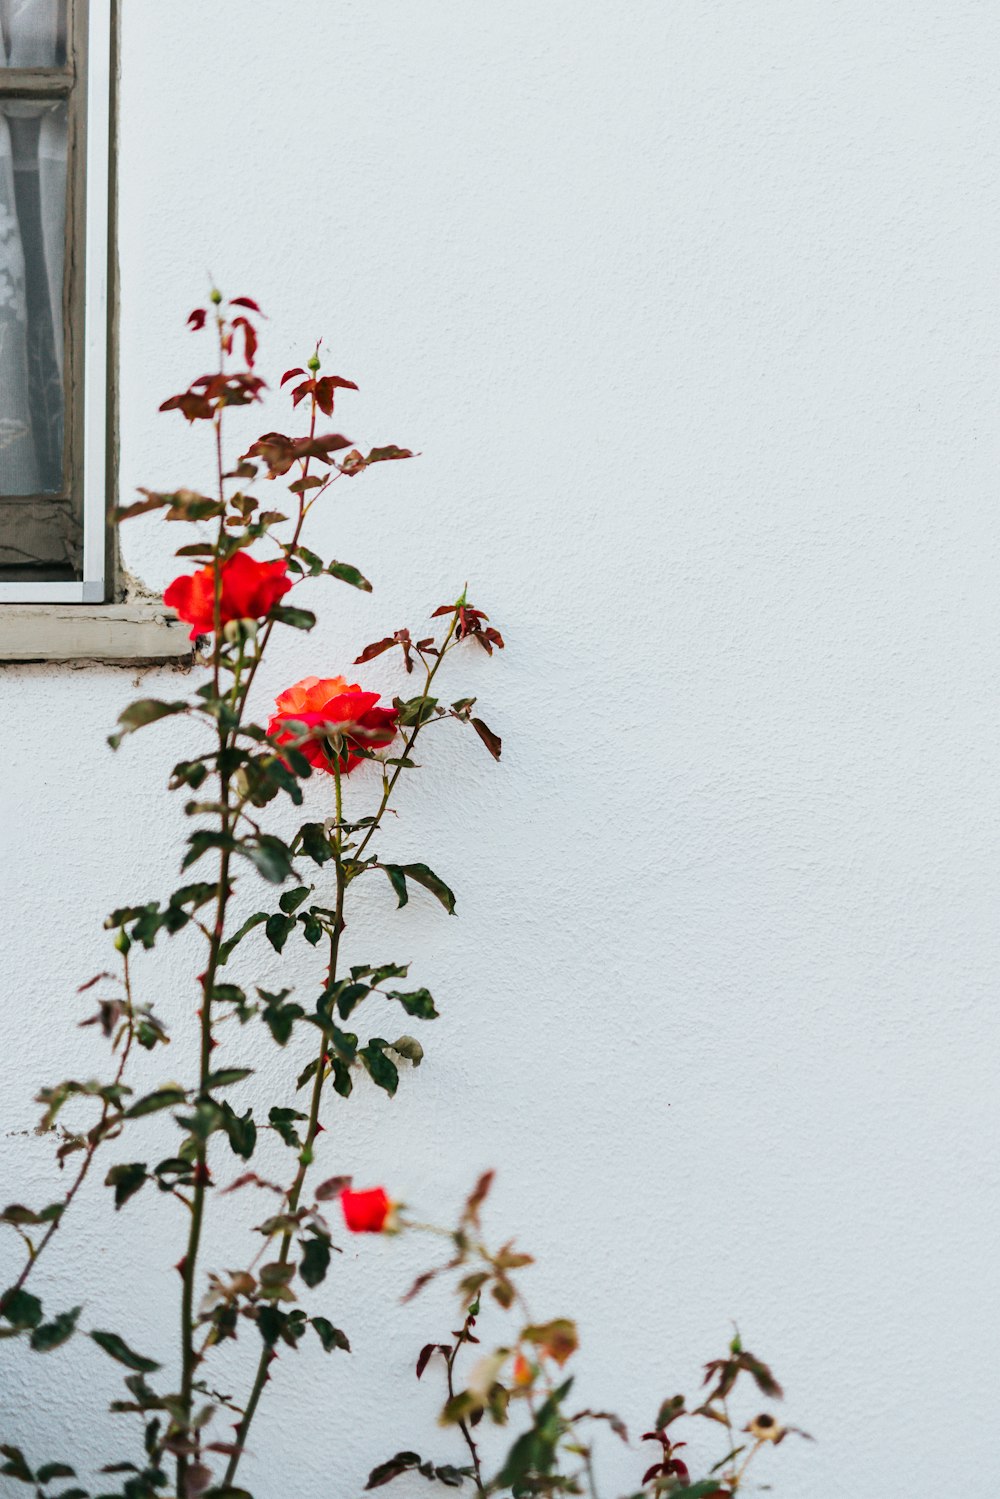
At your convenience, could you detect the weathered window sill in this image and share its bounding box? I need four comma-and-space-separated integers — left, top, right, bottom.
0, 602, 193, 664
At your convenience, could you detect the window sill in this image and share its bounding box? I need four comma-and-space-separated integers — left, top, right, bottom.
0, 602, 193, 664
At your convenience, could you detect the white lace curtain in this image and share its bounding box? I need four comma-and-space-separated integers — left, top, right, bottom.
0, 0, 67, 500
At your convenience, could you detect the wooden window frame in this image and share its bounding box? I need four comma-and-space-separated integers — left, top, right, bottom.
0, 0, 112, 605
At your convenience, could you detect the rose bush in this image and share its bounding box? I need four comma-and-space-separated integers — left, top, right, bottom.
0, 294, 807, 1499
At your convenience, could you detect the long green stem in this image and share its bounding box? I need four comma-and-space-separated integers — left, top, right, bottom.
446, 1310, 486, 1494
178, 329, 233, 1495
223, 768, 345, 1487
353, 610, 459, 865
177, 790, 232, 1497
222, 621, 459, 1486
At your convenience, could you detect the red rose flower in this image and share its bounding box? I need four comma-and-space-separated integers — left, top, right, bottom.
267, 675, 397, 774
341, 1186, 392, 1233
163, 551, 292, 639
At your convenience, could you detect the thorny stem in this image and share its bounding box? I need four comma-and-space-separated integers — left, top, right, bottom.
223, 616, 462, 1487
232, 379, 320, 718
177, 830, 232, 1499
4, 951, 137, 1299
731, 1436, 763, 1490
223, 764, 345, 1488
353, 608, 461, 866
447, 1309, 486, 1495
178, 369, 235, 1496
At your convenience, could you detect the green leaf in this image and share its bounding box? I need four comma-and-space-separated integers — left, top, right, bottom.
206, 1068, 254, 1089
256, 1305, 283, 1346
382, 863, 456, 915
1, 1204, 45, 1225
217, 911, 268, 965
330, 1058, 353, 1098
388, 988, 438, 1020
0, 1445, 33, 1482
105, 1162, 148, 1210
394, 694, 440, 727
326, 559, 372, 592
168, 881, 219, 910
328, 980, 370, 1021
384, 866, 409, 907
1, 1288, 43, 1328
108, 698, 189, 750
269, 604, 316, 631
36, 1463, 76, 1482
493, 1379, 572, 1490
244, 835, 296, 885
279, 885, 310, 914
299, 1234, 331, 1288
265, 912, 296, 953
296, 822, 333, 866
90, 1329, 161, 1372
125, 1086, 187, 1119
261, 991, 305, 1046
359, 1041, 399, 1097
389, 1035, 424, 1066
181, 829, 238, 873
300, 913, 323, 945
28, 1304, 81, 1352
268, 1106, 307, 1148
219, 1102, 257, 1161
311, 1316, 350, 1353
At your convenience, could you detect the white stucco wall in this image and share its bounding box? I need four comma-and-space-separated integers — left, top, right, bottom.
2, 2, 999, 1493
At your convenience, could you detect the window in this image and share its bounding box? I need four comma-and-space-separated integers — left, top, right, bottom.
0, 0, 111, 603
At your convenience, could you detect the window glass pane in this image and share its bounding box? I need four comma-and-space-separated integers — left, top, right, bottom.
0, 0, 78, 584
0, 0, 67, 68
0, 98, 66, 496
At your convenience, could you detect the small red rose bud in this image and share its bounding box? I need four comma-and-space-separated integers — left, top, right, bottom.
341, 1186, 392, 1233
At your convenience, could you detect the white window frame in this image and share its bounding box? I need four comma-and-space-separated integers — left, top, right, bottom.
0, 0, 112, 605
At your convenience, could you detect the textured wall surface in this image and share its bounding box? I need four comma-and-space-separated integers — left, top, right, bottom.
2, 3, 999, 1494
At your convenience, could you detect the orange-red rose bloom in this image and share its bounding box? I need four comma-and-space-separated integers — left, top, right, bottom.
163, 551, 292, 639
341, 1186, 391, 1233
267, 675, 397, 774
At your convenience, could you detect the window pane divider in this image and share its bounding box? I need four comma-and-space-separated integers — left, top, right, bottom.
0, 67, 74, 98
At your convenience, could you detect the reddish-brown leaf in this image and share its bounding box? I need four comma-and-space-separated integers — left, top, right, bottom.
242, 431, 352, 477
353, 636, 396, 665
471, 718, 502, 761
232, 315, 258, 368
77, 971, 113, 993
416, 1342, 450, 1380
461, 1169, 495, 1227
314, 1175, 351, 1202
